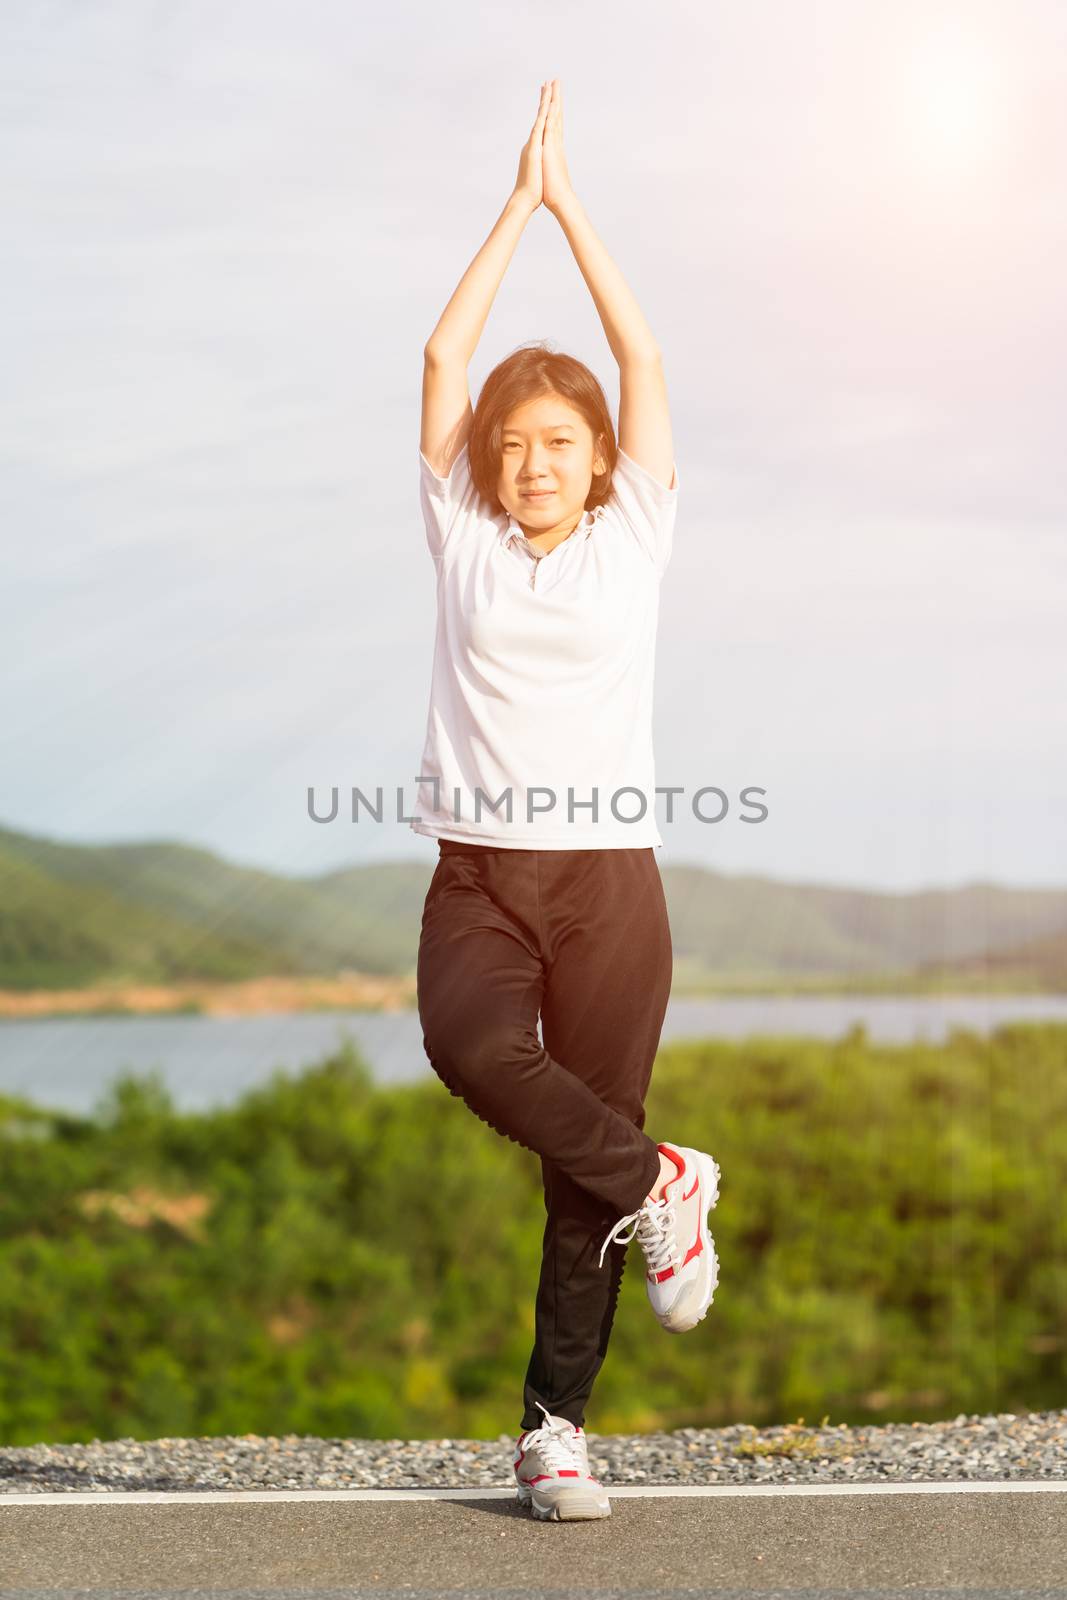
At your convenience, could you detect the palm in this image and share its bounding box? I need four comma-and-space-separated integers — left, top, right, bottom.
514, 83, 551, 209
541, 79, 574, 213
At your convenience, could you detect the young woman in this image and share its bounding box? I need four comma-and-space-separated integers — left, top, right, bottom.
413, 80, 722, 1523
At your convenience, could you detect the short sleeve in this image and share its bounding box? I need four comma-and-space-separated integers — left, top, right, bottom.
607, 446, 679, 575
418, 441, 483, 562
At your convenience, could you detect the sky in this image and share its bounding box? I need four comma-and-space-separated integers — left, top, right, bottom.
2, 0, 1065, 891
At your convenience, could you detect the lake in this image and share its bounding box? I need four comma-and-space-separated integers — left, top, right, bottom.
1, 994, 1066, 1116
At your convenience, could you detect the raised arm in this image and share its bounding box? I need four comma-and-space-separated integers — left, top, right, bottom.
420, 83, 552, 477
540, 79, 675, 491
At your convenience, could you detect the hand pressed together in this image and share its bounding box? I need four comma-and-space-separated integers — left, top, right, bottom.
512, 78, 576, 216
512, 81, 551, 212
540, 78, 576, 216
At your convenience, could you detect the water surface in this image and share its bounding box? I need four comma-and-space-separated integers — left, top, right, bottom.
2, 994, 1065, 1116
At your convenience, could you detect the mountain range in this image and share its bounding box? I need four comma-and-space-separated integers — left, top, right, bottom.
1, 822, 1065, 993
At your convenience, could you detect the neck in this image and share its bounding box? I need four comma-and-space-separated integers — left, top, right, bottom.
518, 510, 585, 550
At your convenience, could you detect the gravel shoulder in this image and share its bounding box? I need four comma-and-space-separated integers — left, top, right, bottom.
1, 1409, 1064, 1494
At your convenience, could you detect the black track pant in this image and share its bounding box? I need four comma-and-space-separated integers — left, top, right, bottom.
416, 839, 673, 1433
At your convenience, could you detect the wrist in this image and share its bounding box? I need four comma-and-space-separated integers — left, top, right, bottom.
546, 189, 581, 221
507, 189, 538, 221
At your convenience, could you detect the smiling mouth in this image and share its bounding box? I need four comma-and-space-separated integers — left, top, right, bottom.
522, 491, 555, 499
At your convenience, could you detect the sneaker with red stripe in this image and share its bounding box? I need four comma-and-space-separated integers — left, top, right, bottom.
598, 1142, 721, 1333
513, 1401, 611, 1520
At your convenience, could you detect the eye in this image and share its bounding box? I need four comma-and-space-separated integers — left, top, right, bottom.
502, 439, 571, 450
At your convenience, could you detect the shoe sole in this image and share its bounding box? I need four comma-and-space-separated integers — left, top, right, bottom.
658, 1150, 721, 1334
515, 1482, 611, 1520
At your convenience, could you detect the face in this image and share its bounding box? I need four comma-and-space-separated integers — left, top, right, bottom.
496, 394, 607, 538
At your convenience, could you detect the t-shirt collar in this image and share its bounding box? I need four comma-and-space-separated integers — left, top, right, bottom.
498, 503, 604, 548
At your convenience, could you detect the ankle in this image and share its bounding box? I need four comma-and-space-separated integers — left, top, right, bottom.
646, 1147, 677, 1202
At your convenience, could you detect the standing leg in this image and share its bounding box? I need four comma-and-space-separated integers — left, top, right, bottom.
520, 848, 673, 1433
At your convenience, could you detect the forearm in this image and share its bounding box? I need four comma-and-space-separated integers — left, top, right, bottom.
424, 192, 535, 366
550, 192, 661, 366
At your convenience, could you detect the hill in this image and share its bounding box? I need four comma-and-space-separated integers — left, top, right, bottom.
1, 821, 1066, 993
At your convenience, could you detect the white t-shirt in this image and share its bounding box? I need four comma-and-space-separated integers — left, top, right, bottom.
411, 439, 679, 850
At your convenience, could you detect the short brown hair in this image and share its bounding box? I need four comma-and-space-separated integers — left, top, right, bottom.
468, 340, 617, 513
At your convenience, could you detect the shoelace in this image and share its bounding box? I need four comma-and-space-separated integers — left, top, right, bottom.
598, 1194, 680, 1273
519, 1400, 586, 1474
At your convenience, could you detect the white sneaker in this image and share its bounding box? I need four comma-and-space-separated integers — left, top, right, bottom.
513, 1401, 611, 1520
598, 1142, 721, 1334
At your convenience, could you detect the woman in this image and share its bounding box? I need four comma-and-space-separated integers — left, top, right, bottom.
413, 80, 722, 1523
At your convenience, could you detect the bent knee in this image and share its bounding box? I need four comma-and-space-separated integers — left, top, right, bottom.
421, 1016, 539, 1089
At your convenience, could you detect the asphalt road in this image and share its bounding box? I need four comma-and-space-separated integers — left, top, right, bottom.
2, 1482, 1065, 1597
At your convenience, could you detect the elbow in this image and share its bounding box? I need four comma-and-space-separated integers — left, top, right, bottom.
424, 341, 468, 368
618, 344, 663, 367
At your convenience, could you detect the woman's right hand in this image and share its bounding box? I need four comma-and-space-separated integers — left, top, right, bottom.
511, 82, 552, 213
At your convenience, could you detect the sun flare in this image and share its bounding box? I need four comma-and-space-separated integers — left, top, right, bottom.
906, 24, 1001, 176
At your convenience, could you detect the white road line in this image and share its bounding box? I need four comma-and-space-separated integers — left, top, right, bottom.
1, 1481, 1064, 1505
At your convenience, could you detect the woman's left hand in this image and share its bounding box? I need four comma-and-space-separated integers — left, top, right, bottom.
541, 79, 576, 215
